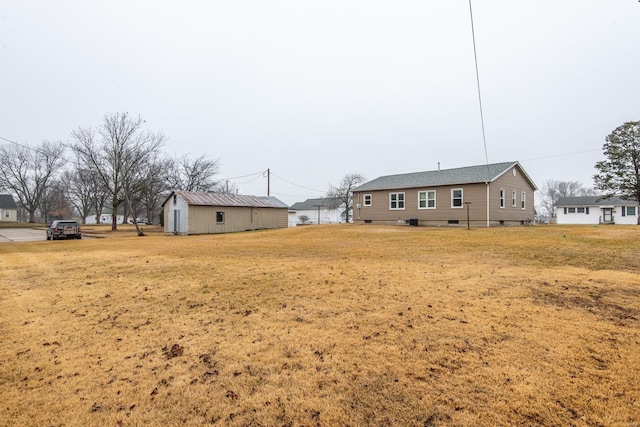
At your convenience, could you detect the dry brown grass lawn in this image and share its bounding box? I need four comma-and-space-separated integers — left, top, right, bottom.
0, 224, 638, 426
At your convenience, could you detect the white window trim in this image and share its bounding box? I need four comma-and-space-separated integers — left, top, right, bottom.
451, 188, 463, 209
512, 190, 517, 208
389, 192, 405, 210
521, 192, 526, 210
418, 190, 436, 210
499, 189, 505, 209
363, 194, 372, 206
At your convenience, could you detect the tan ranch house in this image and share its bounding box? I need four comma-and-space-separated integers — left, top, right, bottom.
352, 161, 537, 227
162, 191, 289, 235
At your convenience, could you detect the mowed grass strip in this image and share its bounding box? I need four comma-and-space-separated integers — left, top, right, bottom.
0, 225, 638, 426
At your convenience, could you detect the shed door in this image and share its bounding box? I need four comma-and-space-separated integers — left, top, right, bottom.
173, 210, 181, 233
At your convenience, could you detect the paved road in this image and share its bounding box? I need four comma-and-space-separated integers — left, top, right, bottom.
0, 228, 47, 242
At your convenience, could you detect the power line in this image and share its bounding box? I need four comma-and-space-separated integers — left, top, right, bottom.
0, 135, 73, 164
269, 171, 326, 193
0, 135, 39, 152
233, 173, 264, 185
522, 148, 601, 162
468, 0, 490, 169
220, 170, 265, 181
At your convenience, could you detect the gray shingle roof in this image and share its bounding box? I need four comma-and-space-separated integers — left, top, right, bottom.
555, 196, 638, 207
353, 161, 535, 192
0, 194, 18, 210
163, 191, 289, 209
290, 197, 342, 210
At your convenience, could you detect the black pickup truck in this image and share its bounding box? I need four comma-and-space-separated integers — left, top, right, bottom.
47, 220, 82, 240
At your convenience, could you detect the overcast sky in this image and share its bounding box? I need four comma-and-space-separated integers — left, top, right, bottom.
1, 1, 639, 206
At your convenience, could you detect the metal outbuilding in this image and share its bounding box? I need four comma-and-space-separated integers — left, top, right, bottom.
162, 191, 289, 235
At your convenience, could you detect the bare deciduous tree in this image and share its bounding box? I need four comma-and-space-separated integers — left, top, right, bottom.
40, 178, 74, 222
326, 172, 366, 223
136, 153, 172, 225
62, 167, 106, 224
70, 112, 166, 233
0, 141, 66, 222
539, 179, 595, 219
167, 154, 221, 192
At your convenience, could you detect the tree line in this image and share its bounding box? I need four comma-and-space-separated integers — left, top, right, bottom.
2, 116, 638, 227
0, 112, 224, 231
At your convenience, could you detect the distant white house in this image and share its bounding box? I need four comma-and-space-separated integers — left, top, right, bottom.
289, 197, 347, 224
85, 213, 125, 225
0, 194, 18, 222
555, 196, 639, 225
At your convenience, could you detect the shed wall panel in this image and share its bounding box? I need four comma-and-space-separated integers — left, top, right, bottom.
183, 205, 288, 234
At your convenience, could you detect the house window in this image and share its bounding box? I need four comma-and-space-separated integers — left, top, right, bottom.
363, 194, 372, 206
577, 207, 585, 213
568, 207, 576, 213
4, 211, 8, 218
521, 192, 526, 209
216, 211, 225, 224
586, 207, 589, 214
418, 191, 436, 209
451, 189, 463, 208
512, 191, 517, 207
627, 206, 637, 216
499, 189, 505, 208
389, 193, 405, 210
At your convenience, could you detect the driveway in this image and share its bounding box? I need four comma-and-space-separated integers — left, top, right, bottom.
0, 228, 47, 242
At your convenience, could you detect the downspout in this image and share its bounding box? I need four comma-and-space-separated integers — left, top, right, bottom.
486, 182, 490, 228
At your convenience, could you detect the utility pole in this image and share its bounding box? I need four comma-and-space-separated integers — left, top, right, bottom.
267, 168, 270, 196
313, 204, 324, 224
